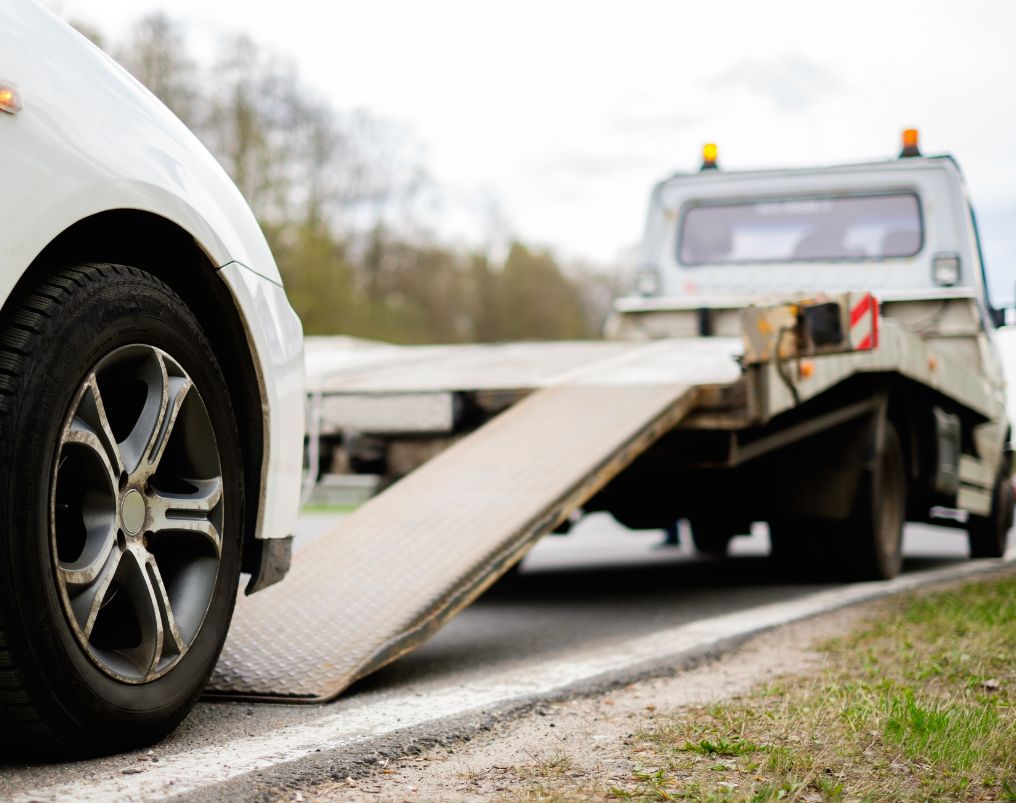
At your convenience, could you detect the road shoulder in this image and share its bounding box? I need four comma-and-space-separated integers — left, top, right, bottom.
305, 606, 868, 800
306, 570, 1015, 802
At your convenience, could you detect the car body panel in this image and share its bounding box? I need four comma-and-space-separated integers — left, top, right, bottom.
220, 263, 305, 544
0, 0, 304, 544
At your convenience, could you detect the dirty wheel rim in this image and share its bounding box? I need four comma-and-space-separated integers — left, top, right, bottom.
50, 344, 224, 683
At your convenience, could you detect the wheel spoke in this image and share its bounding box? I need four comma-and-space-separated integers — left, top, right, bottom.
145, 556, 186, 664
80, 374, 125, 478
119, 352, 192, 476
148, 478, 223, 556
61, 417, 119, 491
56, 404, 118, 597
63, 547, 121, 640
146, 373, 192, 472
117, 546, 189, 678
58, 525, 117, 587
115, 547, 162, 677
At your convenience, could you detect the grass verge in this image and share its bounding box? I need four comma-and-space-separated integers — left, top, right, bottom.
300, 503, 359, 515
513, 573, 1016, 802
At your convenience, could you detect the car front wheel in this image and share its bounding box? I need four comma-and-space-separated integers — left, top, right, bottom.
0, 263, 243, 755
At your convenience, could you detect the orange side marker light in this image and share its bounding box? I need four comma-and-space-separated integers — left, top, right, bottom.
0, 81, 23, 115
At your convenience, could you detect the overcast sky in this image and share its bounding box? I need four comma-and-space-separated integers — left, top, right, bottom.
46, 0, 1016, 299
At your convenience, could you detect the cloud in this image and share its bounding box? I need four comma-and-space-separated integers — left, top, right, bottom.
523, 149, 662, 181
712, 54, 842, 112
603, 101, 700, 138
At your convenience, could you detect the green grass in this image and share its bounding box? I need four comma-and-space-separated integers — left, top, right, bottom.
681, 738, 764, 758
505, 573, 1016, 802
300, 502, 360, 515
636, 575, 1016, 801
518, 750, 577, 779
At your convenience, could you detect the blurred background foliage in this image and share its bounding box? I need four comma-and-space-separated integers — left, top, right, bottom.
73, 14, 621, 342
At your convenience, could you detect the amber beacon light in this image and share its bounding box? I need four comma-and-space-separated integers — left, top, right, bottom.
700, 142, 719, 171
0, 81, 23, 115
900, 128, 921, 158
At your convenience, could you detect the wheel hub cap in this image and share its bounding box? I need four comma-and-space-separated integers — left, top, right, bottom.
120, 489, 146, 536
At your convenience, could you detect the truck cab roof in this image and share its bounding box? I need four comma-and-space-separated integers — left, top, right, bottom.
635, 153, 985, 304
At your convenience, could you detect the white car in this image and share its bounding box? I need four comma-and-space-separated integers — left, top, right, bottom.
0, 2, 305, 752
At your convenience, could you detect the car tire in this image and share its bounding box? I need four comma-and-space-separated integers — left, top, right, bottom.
0, 264, 243, 755
967, 469, 1013, 559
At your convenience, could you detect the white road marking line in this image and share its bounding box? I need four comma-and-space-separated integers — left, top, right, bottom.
18, 554, 1014, 802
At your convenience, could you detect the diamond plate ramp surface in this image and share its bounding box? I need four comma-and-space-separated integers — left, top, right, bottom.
207, 382, 698, 701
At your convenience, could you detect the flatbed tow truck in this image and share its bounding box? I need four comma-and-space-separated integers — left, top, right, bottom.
207, 131, 1012, 703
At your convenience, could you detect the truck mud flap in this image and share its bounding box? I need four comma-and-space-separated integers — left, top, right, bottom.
206, 382, 697, 702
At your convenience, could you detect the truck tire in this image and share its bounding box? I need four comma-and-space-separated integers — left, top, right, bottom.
688, 519, 735, 556
967, 470, 1013, 559
842, 422, 906, 580
0, 264, 243, 755
771, 424, 906, 580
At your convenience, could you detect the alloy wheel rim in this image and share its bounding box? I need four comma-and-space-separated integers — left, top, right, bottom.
50, 345, 224, 683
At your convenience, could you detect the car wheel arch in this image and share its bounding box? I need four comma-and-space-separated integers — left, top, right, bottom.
2, 209, 266, 578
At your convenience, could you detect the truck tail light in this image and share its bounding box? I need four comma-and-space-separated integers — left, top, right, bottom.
635, 265, 661, 296
932, 252, 960, 286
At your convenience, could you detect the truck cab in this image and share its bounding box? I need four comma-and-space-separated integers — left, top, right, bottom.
613, 140, 1003, 380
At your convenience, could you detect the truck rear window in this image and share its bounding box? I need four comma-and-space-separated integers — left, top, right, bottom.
678, 193, 922, 265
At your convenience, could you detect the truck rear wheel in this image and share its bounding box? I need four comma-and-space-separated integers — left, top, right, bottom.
842, 422, 906, 580
967, 470, 1013, 559
771, 423, 906, 581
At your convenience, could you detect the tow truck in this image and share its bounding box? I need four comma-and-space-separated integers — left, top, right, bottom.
208, 130, 1012, 703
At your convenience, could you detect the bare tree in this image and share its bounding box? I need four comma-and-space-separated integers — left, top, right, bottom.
117, 13, 199, 128
105, 11, 603, 343
69, 19, 107, 50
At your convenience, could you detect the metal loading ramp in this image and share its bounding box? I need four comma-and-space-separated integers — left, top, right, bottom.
206, 380, 700, 702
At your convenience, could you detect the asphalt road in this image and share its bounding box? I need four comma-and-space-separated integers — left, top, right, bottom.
0, 513, 992, 800
344, 514, 970, 694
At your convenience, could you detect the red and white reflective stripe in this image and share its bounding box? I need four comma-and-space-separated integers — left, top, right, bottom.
849, 292, 879, 351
